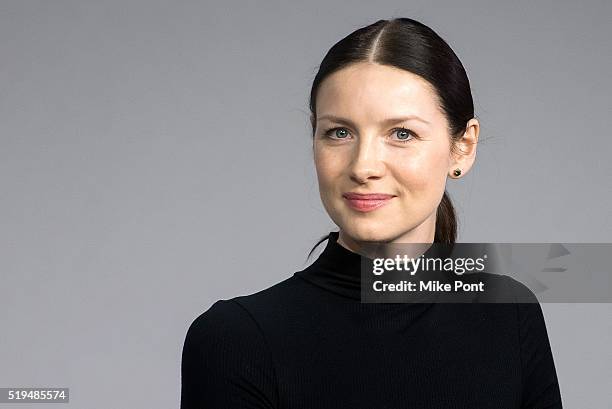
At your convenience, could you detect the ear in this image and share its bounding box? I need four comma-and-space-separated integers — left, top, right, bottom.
449, 118, 479, 179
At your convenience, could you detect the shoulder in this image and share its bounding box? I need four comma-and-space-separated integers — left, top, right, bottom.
186, 298, 247, 332
183, 299, 260, 354
184, 275, 302, 343
226, 274, 310, 318
181, 298, 277, 382
462, 277, 561, 407
487, 275, 551, 349
181, 299, 281, 408
493, 281, 562, 407
501, 274, 539, 303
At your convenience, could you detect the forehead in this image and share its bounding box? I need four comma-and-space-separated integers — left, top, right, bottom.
316, 62, 444, 124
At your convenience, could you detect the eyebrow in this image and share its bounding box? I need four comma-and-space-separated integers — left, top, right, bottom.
317, 114, 431, 127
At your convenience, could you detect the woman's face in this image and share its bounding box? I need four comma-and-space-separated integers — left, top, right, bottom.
313, 62, 477, 249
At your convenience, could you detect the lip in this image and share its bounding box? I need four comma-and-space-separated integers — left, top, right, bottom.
342, 192, 396, 212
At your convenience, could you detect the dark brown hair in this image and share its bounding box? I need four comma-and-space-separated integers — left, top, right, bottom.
308, 17, 474, 258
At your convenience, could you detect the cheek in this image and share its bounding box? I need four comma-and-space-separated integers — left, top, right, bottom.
314, 146, 342, 187
313, 146, 345, 219
393, 144, 449, 195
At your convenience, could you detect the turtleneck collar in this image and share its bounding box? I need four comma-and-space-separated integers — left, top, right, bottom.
294, 231, 362, 299
293, 231, 445, 301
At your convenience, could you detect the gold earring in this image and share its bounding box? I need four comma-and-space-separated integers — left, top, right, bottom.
453, 168, 462, 177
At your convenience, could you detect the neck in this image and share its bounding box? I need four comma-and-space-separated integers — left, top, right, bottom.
336, 214, 436, 258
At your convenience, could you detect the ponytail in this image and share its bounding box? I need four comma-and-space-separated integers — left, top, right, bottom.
434, 191, 457, 244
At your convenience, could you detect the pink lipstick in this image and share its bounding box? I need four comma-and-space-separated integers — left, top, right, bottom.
342, 192, 395, 213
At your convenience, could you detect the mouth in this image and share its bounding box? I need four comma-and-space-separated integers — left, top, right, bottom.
342, 192, 396, 213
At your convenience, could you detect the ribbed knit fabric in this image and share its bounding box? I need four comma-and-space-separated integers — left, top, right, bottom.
180, 231, 563, 408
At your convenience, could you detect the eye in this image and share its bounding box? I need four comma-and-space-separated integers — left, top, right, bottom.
392, 127, 417, 143
322, 126, 418, 143
323, 127, 351, 140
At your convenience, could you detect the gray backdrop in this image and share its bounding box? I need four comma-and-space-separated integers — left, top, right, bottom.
1, 0, 610, 408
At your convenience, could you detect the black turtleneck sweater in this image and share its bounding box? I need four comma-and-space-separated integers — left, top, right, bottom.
180, 231, 563, 408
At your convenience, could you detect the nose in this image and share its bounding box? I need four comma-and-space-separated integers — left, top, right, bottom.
348, 134, 385, 184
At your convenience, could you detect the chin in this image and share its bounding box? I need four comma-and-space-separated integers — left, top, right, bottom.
340, 220, 395, 243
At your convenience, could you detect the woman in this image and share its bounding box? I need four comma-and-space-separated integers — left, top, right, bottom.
180, 17, 562, 408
